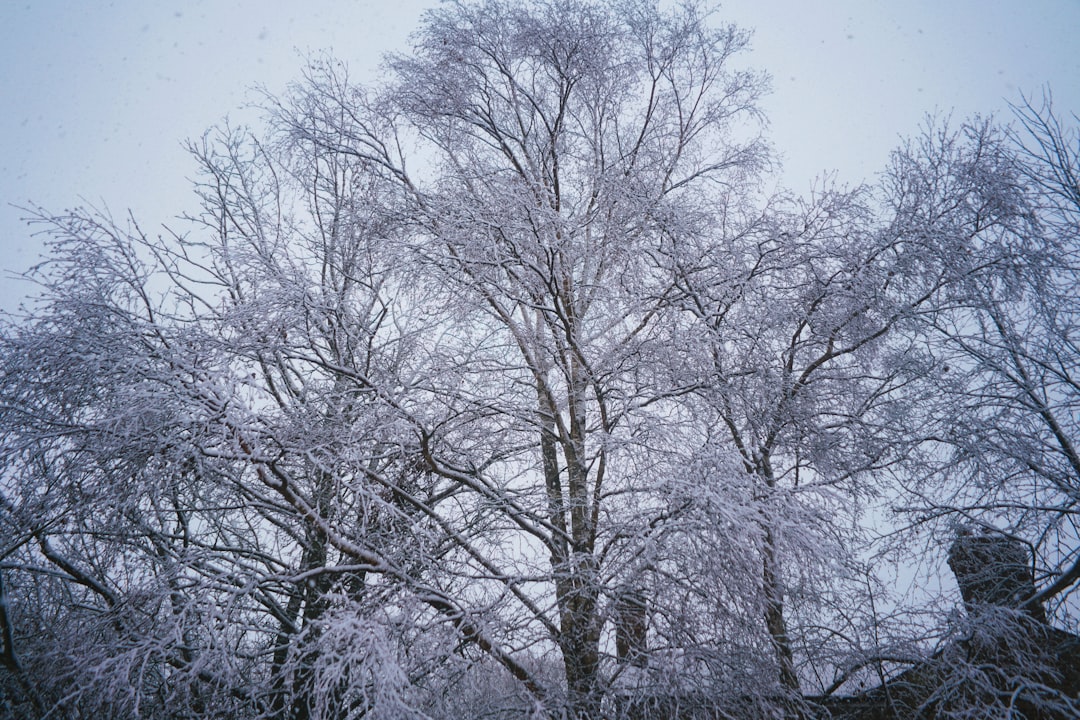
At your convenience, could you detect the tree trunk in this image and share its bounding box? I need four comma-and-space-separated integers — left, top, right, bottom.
558, 550, 603, 720
763, 523, 798, 693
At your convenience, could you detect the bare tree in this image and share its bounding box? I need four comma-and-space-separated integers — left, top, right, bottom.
402, 5, 763, 713
827, 107, 1080, 719
2, 3, 1077, 720
888, 110, 1080, 615
0, 3, 772, 718
0, 121, 438, 718
283, 2, 770, 716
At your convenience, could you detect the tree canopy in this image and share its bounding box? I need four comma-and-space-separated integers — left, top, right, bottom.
1, 2, 1078, 718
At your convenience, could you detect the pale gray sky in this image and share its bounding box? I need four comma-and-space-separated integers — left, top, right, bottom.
2, 1, 1078, 313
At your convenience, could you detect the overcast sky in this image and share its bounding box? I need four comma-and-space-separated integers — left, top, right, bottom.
2, 1, 1078, 313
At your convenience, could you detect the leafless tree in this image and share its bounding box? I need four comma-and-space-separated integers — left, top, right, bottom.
888, 109, 1080, 615
1, 4, 1077, 720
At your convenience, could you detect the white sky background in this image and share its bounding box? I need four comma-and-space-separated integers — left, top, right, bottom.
1, 0, 1078, 314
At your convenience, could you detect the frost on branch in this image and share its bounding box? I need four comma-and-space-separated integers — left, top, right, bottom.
2, 3, 1080, 720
